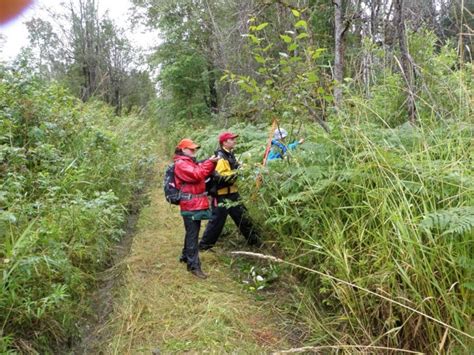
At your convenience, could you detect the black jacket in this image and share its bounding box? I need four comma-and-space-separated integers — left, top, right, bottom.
213, 147, 239, 190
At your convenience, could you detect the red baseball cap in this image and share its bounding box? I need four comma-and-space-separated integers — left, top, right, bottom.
177, 138, 200, 150
218, 131, 239, 144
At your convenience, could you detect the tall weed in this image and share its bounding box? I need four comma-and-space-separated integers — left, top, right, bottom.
235, 121, 473, 352
0, 68, 156, 352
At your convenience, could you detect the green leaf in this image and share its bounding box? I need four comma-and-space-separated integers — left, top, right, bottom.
256, 22, 269, 31
307, 72, 318, 83
291, 9, 300, 17
288, 43, 298, 51
420, 207, 474, 237
238, 82, 255, 93
262, 44, 273, 52
296, 32, 309, 40
250, 34, 261, 44
295, 20, 307, 29
312, 48, 327, 59
254, 54, 265, 64
280, 34, 292, 43
462, 282, 474, 291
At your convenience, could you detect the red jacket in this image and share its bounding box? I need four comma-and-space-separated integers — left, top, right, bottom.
173, 154, 216, 211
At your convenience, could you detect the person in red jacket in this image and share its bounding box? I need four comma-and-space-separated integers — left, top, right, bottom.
174, 138, 219, 279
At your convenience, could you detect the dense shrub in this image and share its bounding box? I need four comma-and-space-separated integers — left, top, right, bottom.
0, 68, 156, 352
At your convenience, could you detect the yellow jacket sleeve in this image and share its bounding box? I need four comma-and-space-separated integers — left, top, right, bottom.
215, 158, 238, 195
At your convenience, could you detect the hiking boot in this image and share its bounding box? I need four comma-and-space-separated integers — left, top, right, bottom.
248, 237, 262, 248
179, 255, 187, 263
198, 244, 215, 252
189, 269, 208, 279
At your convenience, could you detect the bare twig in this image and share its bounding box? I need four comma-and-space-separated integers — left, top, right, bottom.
302, 98, 330, 133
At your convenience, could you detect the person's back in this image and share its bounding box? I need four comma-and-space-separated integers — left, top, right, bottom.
172, 138, 218, 279
174, 153, 213, 212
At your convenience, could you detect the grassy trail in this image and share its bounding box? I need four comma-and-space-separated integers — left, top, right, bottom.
88, 156, 293, 353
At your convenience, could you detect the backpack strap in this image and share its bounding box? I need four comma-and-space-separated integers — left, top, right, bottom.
180, 192, 208, 200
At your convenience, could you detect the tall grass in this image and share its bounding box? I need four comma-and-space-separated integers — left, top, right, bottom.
237, 120, 473, 352
175, 116, 471, 352
0, 68, 157, 352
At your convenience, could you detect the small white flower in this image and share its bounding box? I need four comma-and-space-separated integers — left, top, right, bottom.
256, 275, 264, 282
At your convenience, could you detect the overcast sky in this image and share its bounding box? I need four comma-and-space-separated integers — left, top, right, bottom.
0, 0, 159, 62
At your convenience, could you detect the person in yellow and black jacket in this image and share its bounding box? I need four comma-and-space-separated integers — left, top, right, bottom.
198, 132, 261, 250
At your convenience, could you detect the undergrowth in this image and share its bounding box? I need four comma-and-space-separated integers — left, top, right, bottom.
0, 68, 157, 352
223, 120, 472, 352
165, 118, 472, 352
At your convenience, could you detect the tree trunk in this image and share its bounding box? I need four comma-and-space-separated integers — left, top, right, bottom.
334, 0, 344, 108
208, 64, 219, 113
394, 0, 417, 123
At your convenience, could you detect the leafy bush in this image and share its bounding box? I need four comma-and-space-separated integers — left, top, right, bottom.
345, 30, 473, 127
0, 68, 156, 352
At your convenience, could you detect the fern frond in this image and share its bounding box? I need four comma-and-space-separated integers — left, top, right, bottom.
420, 206, 474, 236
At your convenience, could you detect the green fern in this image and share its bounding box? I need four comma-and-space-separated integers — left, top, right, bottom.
462, 282, 474, 291
420, 206, 474, 236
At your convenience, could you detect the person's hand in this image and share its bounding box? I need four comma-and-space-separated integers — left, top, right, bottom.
208, 155, 220, 163
298, 138, 305, 144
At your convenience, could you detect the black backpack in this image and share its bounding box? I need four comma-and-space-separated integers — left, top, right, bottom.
204, 149, 228, 197
163, 163, 181, 205
205, 172, 218, 197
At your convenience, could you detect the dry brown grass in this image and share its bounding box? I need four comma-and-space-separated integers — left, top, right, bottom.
93, 157, 290, 354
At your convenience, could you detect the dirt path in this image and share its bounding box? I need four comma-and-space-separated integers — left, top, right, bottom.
83, 159, 295, 353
